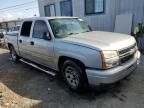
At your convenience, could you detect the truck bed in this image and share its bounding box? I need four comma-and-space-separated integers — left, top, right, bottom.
5, 32, 18, 50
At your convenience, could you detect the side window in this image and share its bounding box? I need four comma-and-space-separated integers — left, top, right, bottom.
85, 0, 104, 15
45, 4, 56, 17
60, 0, 73, 16
20, 21, 32, 36
32, 20, 49, 39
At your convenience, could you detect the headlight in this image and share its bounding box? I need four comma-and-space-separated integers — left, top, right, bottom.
101, 51, 119, 69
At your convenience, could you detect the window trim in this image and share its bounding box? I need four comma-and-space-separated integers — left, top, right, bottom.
85, 0, 105, 15
60, 0, 73, 16
44, 4, 56, 16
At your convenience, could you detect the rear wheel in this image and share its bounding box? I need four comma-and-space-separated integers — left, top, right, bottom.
61, 60, 88, 92
9, 46, 19, 62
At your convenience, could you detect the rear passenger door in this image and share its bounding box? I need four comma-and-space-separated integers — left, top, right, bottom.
18, 21, 33, 60
29, 20, 55, 68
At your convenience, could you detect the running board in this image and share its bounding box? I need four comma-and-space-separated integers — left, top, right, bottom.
20, 59, 56, 76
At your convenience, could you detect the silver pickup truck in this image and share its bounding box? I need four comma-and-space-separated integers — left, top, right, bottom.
5, 17, 140, 92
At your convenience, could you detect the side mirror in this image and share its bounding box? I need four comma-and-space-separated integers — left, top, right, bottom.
43, 32, 51, 40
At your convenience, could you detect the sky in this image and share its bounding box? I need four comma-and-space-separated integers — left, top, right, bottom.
0, 0, 39, 22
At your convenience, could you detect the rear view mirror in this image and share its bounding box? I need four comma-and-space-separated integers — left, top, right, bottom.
43, 32, 51, 40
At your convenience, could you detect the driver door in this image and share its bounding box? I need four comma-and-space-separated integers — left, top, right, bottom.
28, 20, 55, 69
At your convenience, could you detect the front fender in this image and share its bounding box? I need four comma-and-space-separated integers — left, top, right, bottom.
54, 41, 102, 69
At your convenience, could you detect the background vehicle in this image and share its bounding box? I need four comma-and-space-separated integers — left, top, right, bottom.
5, 17, 140, 92
7, 25, 20, 36
0, 29, 6, 47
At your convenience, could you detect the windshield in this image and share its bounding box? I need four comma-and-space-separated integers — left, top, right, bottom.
49, 18, 91, 38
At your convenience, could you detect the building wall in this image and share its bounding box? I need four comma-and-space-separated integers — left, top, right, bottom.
1, 23, 8, 30
116, 0, 144, 27
38, 0, 117, 31
73, 0, 116, 31
0, 20, 22, 31
38, 0, 144, 32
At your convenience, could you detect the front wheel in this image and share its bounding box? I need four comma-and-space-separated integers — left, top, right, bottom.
61, 60, 88, 92
9, 46, 19, 62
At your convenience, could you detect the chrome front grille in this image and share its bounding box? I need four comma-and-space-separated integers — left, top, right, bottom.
120, 54, 134, 64
118, 43, 137, 64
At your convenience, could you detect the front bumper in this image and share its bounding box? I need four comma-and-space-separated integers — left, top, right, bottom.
86, 51, 141, 86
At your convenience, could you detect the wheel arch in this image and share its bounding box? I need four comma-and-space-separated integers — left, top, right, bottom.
58, 56, 85, 71
7, 43, 13, 49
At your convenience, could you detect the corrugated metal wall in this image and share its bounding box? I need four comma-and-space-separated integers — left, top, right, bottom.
38, 0, 144, 32
116, 0, 144, 27
72, 0, 116, 32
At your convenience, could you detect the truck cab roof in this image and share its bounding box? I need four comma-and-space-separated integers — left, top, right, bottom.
22, 17, 79, 21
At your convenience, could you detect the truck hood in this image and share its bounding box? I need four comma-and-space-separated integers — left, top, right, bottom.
60, 31, 136, 51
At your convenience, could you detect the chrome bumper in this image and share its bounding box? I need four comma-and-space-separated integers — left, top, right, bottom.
86, 51, 141, 86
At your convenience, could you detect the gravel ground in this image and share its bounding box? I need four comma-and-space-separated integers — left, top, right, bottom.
0, 48, 144, 108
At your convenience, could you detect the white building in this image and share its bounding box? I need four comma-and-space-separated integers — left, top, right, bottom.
38, 0, 144, 32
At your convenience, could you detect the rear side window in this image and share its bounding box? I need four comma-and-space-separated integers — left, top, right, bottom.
20, 21, 32, 36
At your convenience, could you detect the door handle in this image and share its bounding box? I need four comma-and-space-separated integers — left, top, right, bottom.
19, 40, 22, 43
30, 41, 34, 45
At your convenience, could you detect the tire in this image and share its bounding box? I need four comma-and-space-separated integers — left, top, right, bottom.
61, 60, 88, 92
9, 46, 19, 62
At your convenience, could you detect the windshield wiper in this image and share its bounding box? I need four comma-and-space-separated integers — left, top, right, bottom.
82, 30, 91, 33
67, 31, 90, 36
67, 32, 79, 35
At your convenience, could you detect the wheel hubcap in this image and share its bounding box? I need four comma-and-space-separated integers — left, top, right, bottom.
65, 66, 79, 88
